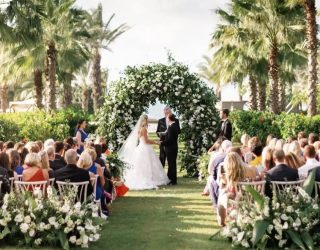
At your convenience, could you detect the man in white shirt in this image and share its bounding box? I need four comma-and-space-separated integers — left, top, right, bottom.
298, 145, 320, 179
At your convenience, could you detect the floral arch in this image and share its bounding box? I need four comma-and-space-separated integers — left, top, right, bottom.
98, 61, 219, 175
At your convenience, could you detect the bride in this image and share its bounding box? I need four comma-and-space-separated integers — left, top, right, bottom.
119, 114, 170, 190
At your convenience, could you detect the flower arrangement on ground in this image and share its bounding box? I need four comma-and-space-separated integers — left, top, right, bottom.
222, 172, 320, 249
0, 186, 104, 249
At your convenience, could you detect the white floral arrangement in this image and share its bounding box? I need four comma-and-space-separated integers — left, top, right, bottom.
97, 60, 219, 176
0, 186, 103, 249
221, 174, 320, 249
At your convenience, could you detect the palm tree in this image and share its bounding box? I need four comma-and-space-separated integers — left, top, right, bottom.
287, 0, 317, 116
198, 56, 224, 99
86, 4, 128, 113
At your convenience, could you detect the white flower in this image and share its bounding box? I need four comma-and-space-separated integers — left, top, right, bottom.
29, 229, 36, 237
76, 238, 82, 245
67, 220, 74, 228
279, 239, 287, 248
286, 206, 294, 213
35, 238, 42, 246
241, 239, 250, 248
83, 235, 89, 245
20, 223, 29, 233
48, 217, 56, 225
14, 214, 24, 223
237, 231, 245, 242
93, 234, 100, 241
280, 214, 288, 221
263, 206, 269, 217
282, 222, 288, 229
69, 236, 77, 244
24, 215, 32, 224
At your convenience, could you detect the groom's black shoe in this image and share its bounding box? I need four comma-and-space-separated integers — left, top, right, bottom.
168, 182, 177, 186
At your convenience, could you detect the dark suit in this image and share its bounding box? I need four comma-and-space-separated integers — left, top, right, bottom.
218, 119, 232, 141
162, 122, 179, 184
51, 154, 66, 171
265, 163, 299, 197
54, 164, 93, 201
156, 117, 180, 167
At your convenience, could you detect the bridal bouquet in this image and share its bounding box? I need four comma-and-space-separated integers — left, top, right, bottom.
222, 175, 320, 249
0, 186, 103, 249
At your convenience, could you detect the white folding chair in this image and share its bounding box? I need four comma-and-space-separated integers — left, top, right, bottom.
271, 180, 305, 194
90, 175, 100, 200
17, 175, 23, 181
48, 178, 55, 186
15, 181, 48, 196
9, 177, 15, 191
0, 180, 2, 194
56, 181, 89, 203
237, 180, 266, 202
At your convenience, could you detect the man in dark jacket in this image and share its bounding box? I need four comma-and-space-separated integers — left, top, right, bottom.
156, 106, 180, 167
52, 141, 66, 171
218, 109, 232, 141
265, 149, 299, 197
54, 149, 93, 201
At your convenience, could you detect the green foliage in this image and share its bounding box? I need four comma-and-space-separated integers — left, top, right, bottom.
106, 152, 129, 178
98, 61, 219, 176
230, 110, 320, 143
230, 111, 280, 143
0, 109, 94, 141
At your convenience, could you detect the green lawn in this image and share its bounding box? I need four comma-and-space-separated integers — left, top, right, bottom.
89, 175, 230, 250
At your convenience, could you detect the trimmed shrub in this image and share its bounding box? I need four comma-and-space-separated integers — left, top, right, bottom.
0, 109, 95, 142
230, 110, 320, 143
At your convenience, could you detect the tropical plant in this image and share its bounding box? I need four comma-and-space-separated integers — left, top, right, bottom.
85, 4, 128, 113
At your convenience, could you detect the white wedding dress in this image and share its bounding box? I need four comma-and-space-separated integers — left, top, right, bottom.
123, 135, 170, 190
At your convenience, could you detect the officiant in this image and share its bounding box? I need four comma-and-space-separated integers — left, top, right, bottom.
156, 106, 180, 167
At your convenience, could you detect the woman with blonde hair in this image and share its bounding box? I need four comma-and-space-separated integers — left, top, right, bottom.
22, 153, 49, 182
268, 138, 278, 150
240, 134, 251, 156
77, 151, 92, 169
289, 141, 305, 165
275, 139, 285, 151
285, 152, 303, 170
217, 152, 245, 227
39, 151, 54, 178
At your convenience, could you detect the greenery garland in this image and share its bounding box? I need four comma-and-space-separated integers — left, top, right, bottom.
97, 60, 219, 176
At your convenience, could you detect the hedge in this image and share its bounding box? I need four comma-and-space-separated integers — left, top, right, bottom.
230, 111, 320, 144
0, 109, 95, 142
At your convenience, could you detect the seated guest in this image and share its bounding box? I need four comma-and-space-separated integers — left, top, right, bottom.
298, 145, 320, 179
208, 140, 232, 205
249, 138, 263, 173
309, 133, 318, 145
217, 152, 245, 227
266, 134, 274, 147
228, 147, 258, 180
0, 152, 13, 178
0, 163, 11, 201
45, 146, 56, 170
260, 147, 274, 179
275, 139, 285, 151
298, 131, 307, 141
36, 140, 44, 152
44, 139, 55, 150
52, 141, 66, 171
3, 141, 14, 152
314, 166, 320, 182
94, 144, 107, 168
289, 141, 305, 165
7, 149, 23, 175
299, 138, 309, 150
265, 149, 299, 197
39, 151, 54, 178
54, 149, 93, 200
268, 138, 278, 150
25, 142, 40, 153
314, 141, 320, 161
283, 143, 290, 155
285, 152, 303, 170
23, 153, 49, 182
241, 134, 253, 163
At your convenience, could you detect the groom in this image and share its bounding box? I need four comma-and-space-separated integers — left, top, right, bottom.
161, 114, 179, 185
156, 106, 180, 167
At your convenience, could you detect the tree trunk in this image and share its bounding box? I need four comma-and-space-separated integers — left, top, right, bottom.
34, 69, 44, 109
0, 85, 8, 113
238, 82, 243, 102
257, 81, 267, 111
63, 73, 73, 108
279, 80, 286, 112
305, 0, 317, 116
82, 85, 89, 112
248, 75, 258, 110
268, 41, 280, 114
215, 85, 221, 100
46, 41, 57, 111
92, 48, 103, 113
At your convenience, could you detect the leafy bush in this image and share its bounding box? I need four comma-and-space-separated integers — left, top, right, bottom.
230, 111, 280, 144
0, 109, 95, 141
230, 111, 320, 143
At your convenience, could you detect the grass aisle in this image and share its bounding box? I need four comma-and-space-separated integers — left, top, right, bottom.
91, 176, 230, 250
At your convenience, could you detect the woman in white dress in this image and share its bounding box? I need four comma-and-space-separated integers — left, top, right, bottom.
119, 115, 170, 190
